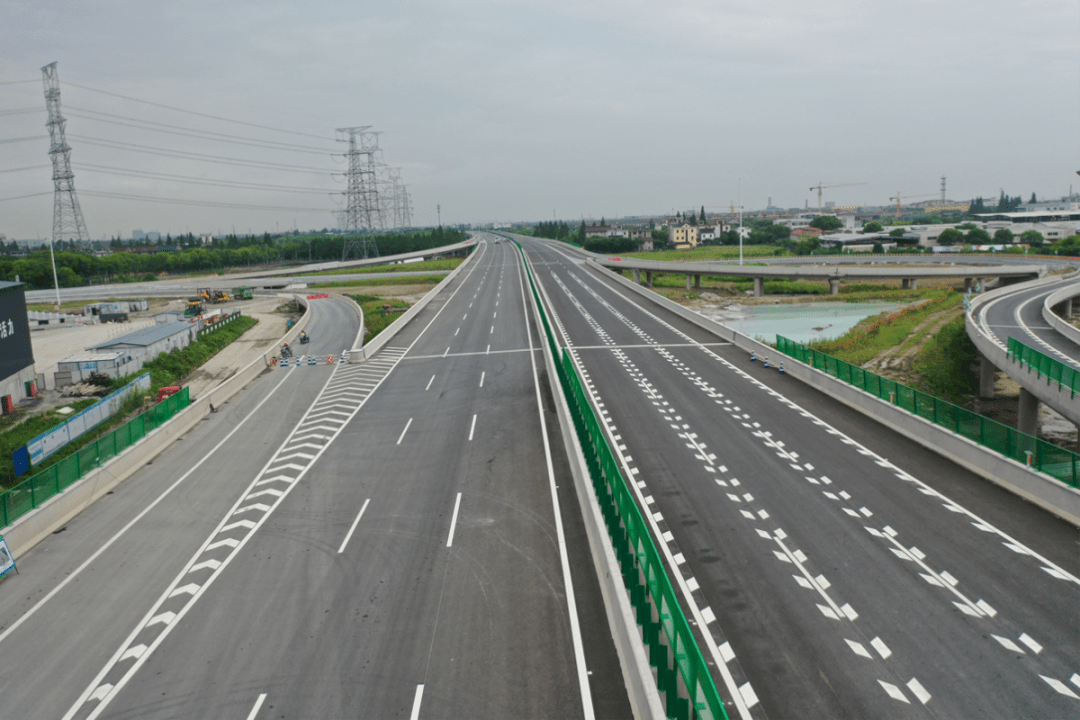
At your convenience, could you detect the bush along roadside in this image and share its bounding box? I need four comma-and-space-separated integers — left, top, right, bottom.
348, 295, 409, 342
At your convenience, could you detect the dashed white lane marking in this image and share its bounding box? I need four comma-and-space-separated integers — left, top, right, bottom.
1042, 675, 1080, 699
479, 371, 485, 387
446, 493, 463, 548
469, 413, 477, 441
425, 374, 435, 391
396, 418, 413, 445
337, 498, 371, 554
246, 693, 268, 720
409, 684, 425, 720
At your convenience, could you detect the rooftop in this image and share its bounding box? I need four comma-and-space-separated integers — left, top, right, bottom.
89, 320, 195, 350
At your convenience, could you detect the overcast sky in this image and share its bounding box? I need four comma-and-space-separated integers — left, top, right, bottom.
2, 0, 1077, 240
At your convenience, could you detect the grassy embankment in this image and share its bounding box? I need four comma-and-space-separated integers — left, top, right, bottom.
349, 295, 410, 342
0, 316, 258, 489
298, 258, 463, 277
807, 291, 978, 404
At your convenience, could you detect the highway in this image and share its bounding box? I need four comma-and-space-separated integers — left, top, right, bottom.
0, 237, 629, 719
517, 235, 1080, 719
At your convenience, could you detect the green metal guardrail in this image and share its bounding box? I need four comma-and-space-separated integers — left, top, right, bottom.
0, 388, 190, 528
776, 335, 1080, 489
1007, 336, 1080, 398
515, 238, 727, 720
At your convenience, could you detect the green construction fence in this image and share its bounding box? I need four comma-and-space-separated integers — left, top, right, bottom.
516, 238, 727, 720
0, 388, 191, 528
776, 335, 1080, 489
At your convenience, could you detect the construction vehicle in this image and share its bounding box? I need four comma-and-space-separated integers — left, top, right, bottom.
233, 286, 253, 300
194, 288, 211, 303
184, 299, 203, 317
212, 290, 230, 304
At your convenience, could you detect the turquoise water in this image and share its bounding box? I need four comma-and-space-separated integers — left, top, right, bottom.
701, 301, 908, 345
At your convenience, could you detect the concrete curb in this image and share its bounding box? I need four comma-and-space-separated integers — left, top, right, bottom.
1042, 283, 1080, 347
4, 301, 314, 556
526, 258, 665, 720
588, 259, 1080, 527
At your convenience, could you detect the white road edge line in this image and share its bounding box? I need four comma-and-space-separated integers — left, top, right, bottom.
526, 238, 750, 720
397, 418, 413, 445
409, 684, 424, 720
245, 693, 268, 720
515, 246, 595, 719
0, 367, 296, 648
337, 499, 371, 554
446, 492, 463, 548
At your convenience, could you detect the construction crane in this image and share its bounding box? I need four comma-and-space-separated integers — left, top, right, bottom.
809, 181, 868, 211
889, 192, 939, 218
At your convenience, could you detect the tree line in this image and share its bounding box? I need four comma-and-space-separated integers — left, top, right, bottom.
0, 228, 468, 289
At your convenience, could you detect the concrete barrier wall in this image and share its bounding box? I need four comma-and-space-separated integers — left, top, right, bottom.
5, 301, 314, 556
588, 259, 1080, 526
354, 244, 477, 358
1042, 284, 1080, 347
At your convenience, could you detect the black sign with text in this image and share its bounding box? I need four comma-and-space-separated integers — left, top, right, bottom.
0, 285, 33, 382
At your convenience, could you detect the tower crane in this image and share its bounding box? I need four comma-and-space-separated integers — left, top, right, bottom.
888, 192, 939, 218
809, 181, 868, 211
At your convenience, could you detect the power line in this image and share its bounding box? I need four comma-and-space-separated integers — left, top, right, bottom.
73, 163, 336, 194
69, 135, 336, 174
65, 106, 337, 154
0, 191, 52, 203
0, 80, 39, 85
63, 80, 336, 142
80, 189, 332, 212
0, 135, 48, 144
0, 108, 45, 117
0, 164, 50, 174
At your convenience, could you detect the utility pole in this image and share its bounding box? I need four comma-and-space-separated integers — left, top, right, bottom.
738, 179, 744, 266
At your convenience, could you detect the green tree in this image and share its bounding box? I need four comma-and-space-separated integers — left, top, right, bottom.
1020, 229, 1044, 247
699, 206, 706, 222
889, 228, 908, 239
1029, 192, 1037, 204
872, 241, 884, 253
993, 228, 1014, 244
937, 228, 964, 245
809, 216, 843, 231
966, 227, 992, 244
863, 221, 883, 233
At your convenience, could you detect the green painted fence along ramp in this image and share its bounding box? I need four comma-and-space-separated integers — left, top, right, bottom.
0, 388, 191, 528
775, 335, 1080, 489
1007, 335, 1080, 398
514, 238, 728, 720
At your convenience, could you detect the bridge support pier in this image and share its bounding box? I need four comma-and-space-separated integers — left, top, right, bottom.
979, 352, 997, 398
902, 278, 918, 290
686, 274, 692, 290
753, 277, 764, 297
646, 272, 653, 287
694, 274, 701, 289
829, 278, 840, 295
1018, 388, 1039, 437
964, 278, 973, 292
634, 269, 641, 284
1065, 297, 1074, 318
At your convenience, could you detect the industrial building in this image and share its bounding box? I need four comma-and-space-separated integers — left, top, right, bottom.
0, 282, 38, 413
50, 320, 201, 388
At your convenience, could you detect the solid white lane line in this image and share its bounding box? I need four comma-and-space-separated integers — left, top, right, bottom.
425, 374, 435, 391
246, 693, 268, 720
409, 685, 425, 720
468, 414, 477, 441
0, 367, 296, 649
397, 418, 413, 445
446, 493, 463, 548
514, 248, 595, 719
479, 371, 485, 387
337, 499, 371, 554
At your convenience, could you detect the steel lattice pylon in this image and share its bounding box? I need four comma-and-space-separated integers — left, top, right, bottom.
336, 126, 382, 259
42, 62, 89, 244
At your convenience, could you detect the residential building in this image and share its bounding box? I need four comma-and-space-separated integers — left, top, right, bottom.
670, 224, 700, 250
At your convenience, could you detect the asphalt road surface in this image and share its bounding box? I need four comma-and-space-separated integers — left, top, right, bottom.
979, 276, 1080, 366
0, 238, 630, 719
517, 234, 1079, 720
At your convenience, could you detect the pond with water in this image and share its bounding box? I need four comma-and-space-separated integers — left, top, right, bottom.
697, 300, 909, 345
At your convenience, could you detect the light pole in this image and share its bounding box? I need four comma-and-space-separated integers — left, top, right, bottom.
49, 236, 61, 310
738, 178, 744, 266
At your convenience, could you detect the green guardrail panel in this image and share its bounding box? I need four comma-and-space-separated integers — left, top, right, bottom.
777, 335, 1080, 489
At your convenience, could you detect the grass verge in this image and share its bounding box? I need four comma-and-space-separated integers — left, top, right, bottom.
298, 258, 463, 277
309, 275, 447, 289
349, 295, 411, 342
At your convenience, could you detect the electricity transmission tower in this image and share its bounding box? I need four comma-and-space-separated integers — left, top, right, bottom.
336, 126, 383, 259
42, 62, 89, 244
387, 168, 413, 230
